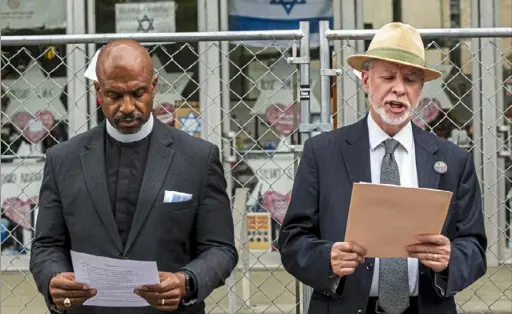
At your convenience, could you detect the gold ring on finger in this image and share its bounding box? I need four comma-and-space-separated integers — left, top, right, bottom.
64, 298, 71, 307
161, 299, 165, 306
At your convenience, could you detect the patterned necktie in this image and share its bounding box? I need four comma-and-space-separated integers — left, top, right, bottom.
378, 138, 410, 314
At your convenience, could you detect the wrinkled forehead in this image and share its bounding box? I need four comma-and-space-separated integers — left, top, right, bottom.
102, 60, 152, 81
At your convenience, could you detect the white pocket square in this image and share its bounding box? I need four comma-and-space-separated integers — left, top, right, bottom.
164, 190, 192, 203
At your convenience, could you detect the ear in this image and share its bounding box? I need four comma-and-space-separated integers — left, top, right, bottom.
93, 81, 102, 104
361, 70, 371, 93
151, 75, 158, 98
94, 80, 101, 94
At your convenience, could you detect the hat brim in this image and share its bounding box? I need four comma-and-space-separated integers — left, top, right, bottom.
346, 54, 442, 82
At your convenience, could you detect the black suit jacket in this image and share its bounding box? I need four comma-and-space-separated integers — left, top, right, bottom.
30, 119, 238, 314
278, 117, 487, 314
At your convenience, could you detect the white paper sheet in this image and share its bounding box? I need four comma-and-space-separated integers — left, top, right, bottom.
70, 250, 159, 307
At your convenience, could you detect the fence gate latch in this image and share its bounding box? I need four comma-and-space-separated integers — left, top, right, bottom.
286, 57, 310, 64
320, 69, 342, 76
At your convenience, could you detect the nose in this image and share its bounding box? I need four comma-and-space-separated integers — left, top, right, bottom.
391, 76, 406, 96
120, 95, 136, 114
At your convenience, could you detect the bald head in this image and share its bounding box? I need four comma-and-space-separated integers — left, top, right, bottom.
94, 39, 157, 134
96, 39, 154, 82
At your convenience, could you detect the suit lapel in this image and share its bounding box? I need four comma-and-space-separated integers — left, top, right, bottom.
340, 117, 372, 184
80, 123, 123, 253
413, 125, 441, 190
124, 120, 174, 254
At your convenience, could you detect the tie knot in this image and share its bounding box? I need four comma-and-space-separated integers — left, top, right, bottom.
383, 138, 400, 154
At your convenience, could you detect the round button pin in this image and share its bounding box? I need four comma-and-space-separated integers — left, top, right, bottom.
434, 161, 447, 174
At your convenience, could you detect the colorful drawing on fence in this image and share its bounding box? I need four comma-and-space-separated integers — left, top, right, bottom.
153, 102, 175, 126
265, 103, 301, 136
263, 191, 291, 223
11, 110, 55, 143
413, 98, 440, 129
246, 213, 271, 251
174, 102, 201, 137
1, 163, 44, 254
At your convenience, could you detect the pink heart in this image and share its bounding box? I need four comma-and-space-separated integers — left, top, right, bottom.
414, 98, 440, 129
265, 103, 301, 135
153, 103, 175, 126
11, 110, 54, 143
2, 197, 33, 229
263, 191, 291, 223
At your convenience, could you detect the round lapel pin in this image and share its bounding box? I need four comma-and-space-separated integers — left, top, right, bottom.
434, 161, 448, 174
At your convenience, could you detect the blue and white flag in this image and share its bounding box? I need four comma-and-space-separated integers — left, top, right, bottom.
229, 0, 333, 47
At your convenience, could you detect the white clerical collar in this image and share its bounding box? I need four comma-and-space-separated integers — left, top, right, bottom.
106, 114, 154, 143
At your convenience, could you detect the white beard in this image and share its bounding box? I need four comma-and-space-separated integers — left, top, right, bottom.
369, 93, 418, 126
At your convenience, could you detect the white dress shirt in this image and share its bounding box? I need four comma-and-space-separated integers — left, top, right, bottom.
367, 113, 419, 297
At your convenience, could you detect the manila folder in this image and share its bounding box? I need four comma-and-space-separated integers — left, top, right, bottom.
344, 183, 452, 258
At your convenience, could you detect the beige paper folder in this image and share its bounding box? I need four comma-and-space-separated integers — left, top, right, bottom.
344, 183, 453, 258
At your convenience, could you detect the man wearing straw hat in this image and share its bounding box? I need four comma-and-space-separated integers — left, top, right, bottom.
279, 23, 487, 314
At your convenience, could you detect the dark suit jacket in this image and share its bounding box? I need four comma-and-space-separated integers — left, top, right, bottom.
278, 117, 487, 314
30, 119, 238, 314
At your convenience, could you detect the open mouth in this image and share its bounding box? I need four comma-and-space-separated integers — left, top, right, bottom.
386, 101, 408, 113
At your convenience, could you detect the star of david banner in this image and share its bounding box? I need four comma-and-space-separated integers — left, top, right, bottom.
228, 0, 333, 47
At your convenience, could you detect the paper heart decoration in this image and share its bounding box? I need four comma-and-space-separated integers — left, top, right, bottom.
153, 102, 175, 126
11, 110, 54, 143
263, 191, 291, 223
2, 197, 34, 229
413, 98, 440, 129
265, 103, 301, 136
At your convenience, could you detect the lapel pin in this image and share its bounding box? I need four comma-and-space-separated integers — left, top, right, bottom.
434, 161, 448, 174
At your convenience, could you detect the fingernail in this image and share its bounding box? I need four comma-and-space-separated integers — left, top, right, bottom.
91, 289, 97, 295
142, 287, 148, 291
134, 289, 139, 295
83, 285, 89, 290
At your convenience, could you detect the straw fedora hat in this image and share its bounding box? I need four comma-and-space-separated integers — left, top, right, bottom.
346, 22, 442, 82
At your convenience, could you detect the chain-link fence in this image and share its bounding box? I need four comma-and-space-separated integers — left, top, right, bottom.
1, 22, 512, 314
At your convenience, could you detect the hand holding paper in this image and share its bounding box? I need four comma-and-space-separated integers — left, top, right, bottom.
406, 234, 451, 272
71, 250, 160, 307
344, 183, 452, 258
49, 272, 96, 311
134, 272, 186, 311
330, 242, 367, 277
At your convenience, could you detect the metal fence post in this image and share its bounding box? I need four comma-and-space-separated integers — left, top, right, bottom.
479, 0, 501, 268
319, 21, 332, 129
299, 20, 331, 314
66, 0, 88, 137
298, 20, 313, 314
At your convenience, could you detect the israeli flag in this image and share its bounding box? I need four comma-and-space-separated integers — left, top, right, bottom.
229, 0, 333, 47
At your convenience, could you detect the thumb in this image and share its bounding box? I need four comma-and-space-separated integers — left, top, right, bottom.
62, 273, 76, 281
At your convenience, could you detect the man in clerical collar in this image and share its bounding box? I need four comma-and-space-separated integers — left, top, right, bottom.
30, 40, 238, 314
